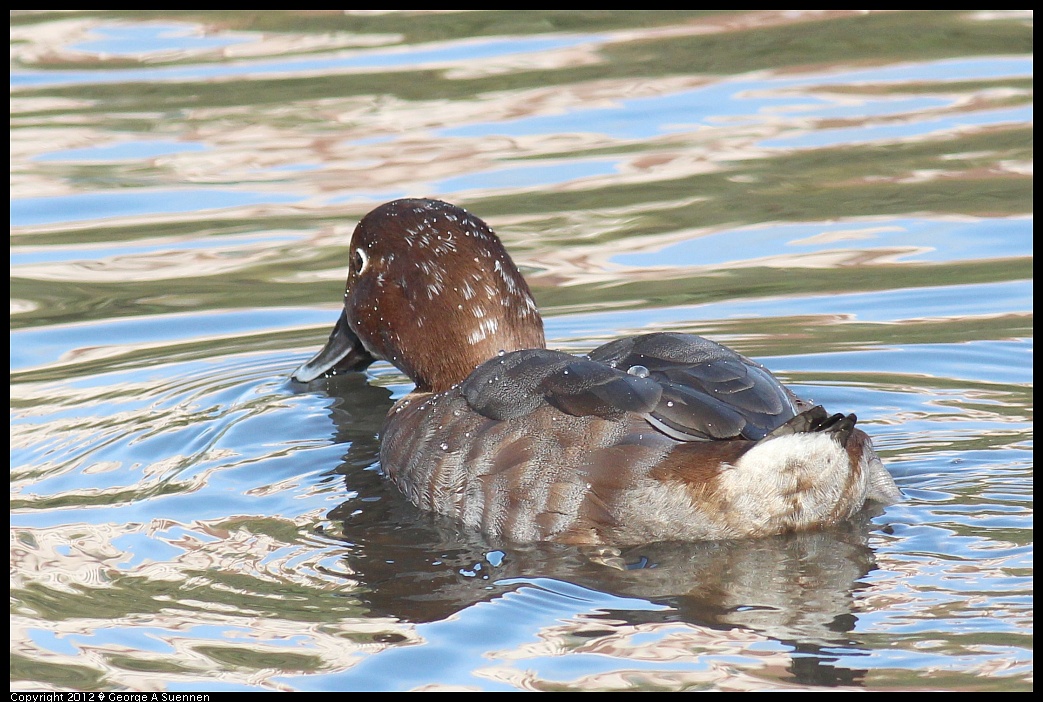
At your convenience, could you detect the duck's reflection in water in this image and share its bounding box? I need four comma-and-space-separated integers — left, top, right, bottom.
308, 373, 886, 687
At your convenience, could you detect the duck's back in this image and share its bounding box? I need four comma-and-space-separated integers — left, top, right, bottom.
379, 333, 900, 545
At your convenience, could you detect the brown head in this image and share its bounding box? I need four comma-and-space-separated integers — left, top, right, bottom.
292, 198, 546, 392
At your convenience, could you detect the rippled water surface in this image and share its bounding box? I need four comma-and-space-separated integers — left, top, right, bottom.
11, 11, 1032, 691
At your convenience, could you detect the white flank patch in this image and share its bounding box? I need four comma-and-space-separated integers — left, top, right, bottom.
721, 433, 856, 528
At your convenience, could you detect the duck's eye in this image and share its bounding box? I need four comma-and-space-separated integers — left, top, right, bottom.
353, 248, 368, 274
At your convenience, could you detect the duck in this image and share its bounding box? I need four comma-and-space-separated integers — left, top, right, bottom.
293, 198, 901, 545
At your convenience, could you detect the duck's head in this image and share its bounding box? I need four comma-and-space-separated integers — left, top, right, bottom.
292, 198, 546, 392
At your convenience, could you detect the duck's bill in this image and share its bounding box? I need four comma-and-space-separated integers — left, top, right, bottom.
292, 309, 376, 383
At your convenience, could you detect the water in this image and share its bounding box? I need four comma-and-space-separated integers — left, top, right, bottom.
10, 11, 1032, 691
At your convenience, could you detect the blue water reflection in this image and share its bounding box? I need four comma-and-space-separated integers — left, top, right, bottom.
610, 217, 1033, 268
291, 579, 670, 692
11, 232, 303, 266
12, 30, 591, 88
763, 105, 1034, 149
71, 22, 253, 57
435, 159, 620, 192
10, 189, 301, 227
35, 140, 209, 163
442, 57, 1031, 141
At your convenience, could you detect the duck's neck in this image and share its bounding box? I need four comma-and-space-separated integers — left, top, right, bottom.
404, 313, 546, 393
